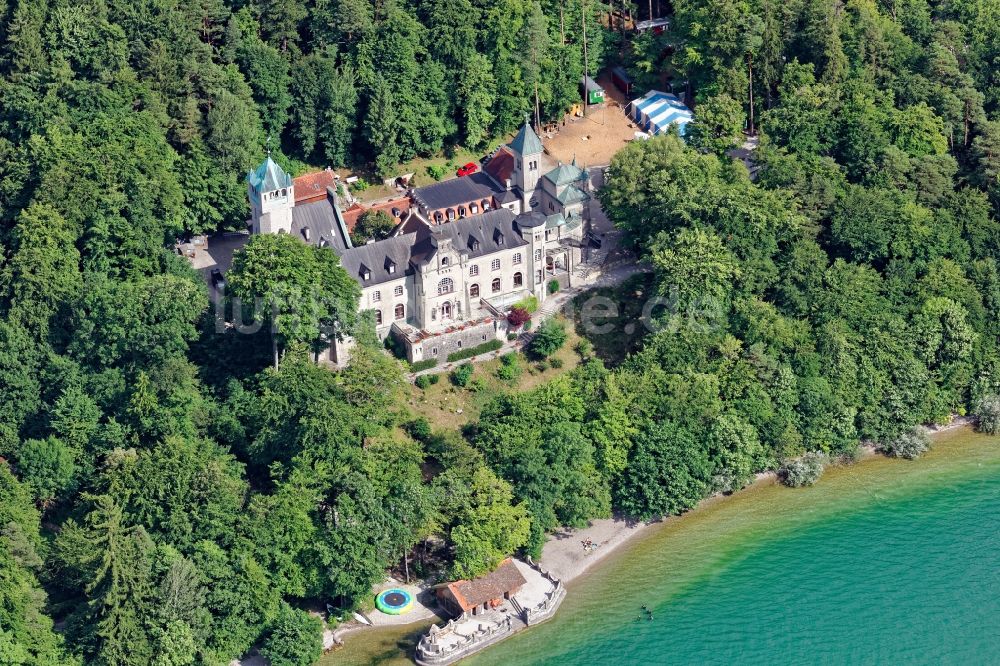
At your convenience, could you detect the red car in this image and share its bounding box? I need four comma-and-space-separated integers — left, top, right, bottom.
456, 162, 479, 177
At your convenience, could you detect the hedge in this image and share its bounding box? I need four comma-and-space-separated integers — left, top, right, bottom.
446, 339, 503, 362
410, 358, 438, 373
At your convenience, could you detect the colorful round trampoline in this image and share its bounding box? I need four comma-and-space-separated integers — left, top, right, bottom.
375, 588, 414, 615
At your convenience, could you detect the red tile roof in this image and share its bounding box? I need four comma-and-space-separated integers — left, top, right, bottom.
341, 198, 411, 232
442, 559, 526, 612
293, 170, 338, 204
484, 146, 515, 187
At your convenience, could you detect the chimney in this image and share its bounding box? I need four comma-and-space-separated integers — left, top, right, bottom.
505, 178, 511, 191
302, 226, 311, 241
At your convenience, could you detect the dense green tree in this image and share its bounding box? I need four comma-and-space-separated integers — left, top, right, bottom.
17, 436, 76, 505
260, 602, 322, 666
349, 209, 396, 246
688, 94, 745, 155
227, 234, 360, 368
617, 420, 712, 520
446, 467, 532, 579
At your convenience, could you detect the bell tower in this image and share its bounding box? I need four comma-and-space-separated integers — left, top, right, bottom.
509, 113, 544, 206
247, 152, 294, 235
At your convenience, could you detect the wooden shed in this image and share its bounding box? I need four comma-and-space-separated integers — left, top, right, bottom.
611, 66, 633, 96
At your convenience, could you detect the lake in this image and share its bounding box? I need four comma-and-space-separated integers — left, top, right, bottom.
331, 428, 1000, 665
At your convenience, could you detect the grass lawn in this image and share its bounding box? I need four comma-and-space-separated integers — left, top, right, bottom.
406, 317, 585, 432
351, 146, 488, 204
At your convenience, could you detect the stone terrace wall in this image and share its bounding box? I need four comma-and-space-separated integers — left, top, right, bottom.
414, 558, 565, 666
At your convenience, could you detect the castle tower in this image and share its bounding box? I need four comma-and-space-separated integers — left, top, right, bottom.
247, 155, 294, 235
509, 114, 544, 209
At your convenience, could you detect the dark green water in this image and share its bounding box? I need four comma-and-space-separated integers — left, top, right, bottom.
332, 429, 1000, 665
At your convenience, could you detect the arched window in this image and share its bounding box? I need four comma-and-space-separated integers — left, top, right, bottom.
374, 310, 383, 326
437, 277, 454, 295
470, 283, 480, 297
513, 272, 523, 288
491, 278, 501, 293
441, 256, 449, 267
394, 304, 405, 320
442, 302, 452, 319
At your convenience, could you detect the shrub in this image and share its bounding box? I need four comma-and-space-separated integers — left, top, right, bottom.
428, 373, 440, 385
404, 417, 432, 442
507, 306, 531, 328
535, 359, 549, 371
496, 353, 521, 382
415, 375, 433, 390
880, 427, 931, 460
447, 339, 502, 362
507, 333, 518, 341
468, 377, 487, 392
530, 319, 568, 358
575, 339, 593, 358
450, 363, 474, 387
426, 164, 448, 181
976, 394, 1000, 435
351, 177, 370, 192
549, 357, 564, 369
523, 320, 532, 331
410, 358, 438, 373
547, 279, 560, 294
261, 603, 323, 666
780, 452, 827, 487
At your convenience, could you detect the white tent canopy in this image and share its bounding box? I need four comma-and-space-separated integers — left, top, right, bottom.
629, 90, 693, 137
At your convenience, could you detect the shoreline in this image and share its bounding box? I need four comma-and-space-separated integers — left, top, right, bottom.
540, 416, 974, 587
328, 417, 977, 661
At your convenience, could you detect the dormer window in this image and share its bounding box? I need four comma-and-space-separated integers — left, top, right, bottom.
360, 264, 371, 281
441, 256, 449, 267
385, 257, 396, 275
495, 230, 505, 246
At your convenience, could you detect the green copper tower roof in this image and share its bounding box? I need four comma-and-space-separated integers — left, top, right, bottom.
248, 156, 292, 192
509, 115, 544, 156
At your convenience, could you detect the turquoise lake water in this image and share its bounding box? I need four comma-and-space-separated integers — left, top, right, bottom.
331, 429, 1000, 665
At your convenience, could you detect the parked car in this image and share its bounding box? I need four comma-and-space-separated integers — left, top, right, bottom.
211, 268, 225, 288
456, 162, 479, 177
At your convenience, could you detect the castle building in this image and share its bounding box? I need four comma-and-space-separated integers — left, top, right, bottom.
245, 119, 591, 364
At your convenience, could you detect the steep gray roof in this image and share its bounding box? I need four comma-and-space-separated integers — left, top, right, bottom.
509, 118, 543, 156
336, 233, 417, 287
290, 189, 352, 251
411, 208, 528, 266
411, 172, 501, 212
247, 156, 292, 192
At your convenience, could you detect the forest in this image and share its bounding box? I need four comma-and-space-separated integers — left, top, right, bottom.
2, 0, 1000, 664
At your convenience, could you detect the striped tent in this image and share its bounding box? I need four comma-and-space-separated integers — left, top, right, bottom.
630, 90, 693, 137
